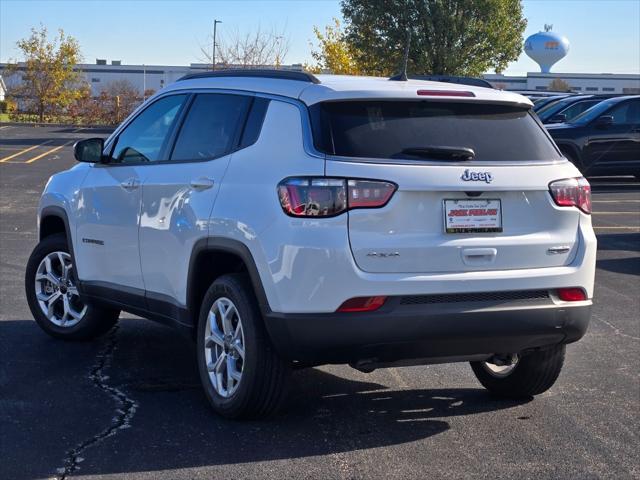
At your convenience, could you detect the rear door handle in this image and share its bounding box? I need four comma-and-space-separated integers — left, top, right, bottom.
190, 177, 214, 190
120, 178, 139, 190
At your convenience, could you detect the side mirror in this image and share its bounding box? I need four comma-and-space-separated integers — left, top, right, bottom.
74, 138, 105, 163
594, 115, 614, 128
548, 113, 567, 124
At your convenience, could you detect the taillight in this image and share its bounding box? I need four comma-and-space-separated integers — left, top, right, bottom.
337, 296, 387, 312
549, 177, 591, 214
277, 177, 396, 217
557, 288, 587, 302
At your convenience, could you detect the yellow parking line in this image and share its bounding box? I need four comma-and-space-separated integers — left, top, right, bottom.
0, 140, 53, 163
25, 141, 74, 164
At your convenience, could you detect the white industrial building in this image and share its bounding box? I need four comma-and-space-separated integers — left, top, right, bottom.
0, 60, 305, 97
0, 59, 638, 97
485, 72, 640, 94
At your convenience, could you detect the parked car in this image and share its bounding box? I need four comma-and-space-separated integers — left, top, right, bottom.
532, 94, 573, 112
537, 94, 621, 124
26, 71, 596, 419
546, 95, 640, 177
513, 90, 577, 99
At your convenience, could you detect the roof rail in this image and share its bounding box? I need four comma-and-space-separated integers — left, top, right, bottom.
178, 69, 321, 84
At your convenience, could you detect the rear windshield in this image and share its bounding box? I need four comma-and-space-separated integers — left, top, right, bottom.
310, 101, 561, 161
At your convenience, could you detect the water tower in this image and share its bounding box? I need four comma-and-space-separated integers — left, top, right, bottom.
524, 25, 570, 73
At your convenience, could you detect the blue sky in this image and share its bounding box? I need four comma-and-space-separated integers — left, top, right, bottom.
1, 0, 638, 75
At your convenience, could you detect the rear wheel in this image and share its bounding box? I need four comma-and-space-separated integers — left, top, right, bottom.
197, 273, 290, 419
25, 233, 120, 340
470, 345, 565, 398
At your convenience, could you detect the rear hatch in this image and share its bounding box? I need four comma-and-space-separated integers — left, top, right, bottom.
311, 99, 581, 274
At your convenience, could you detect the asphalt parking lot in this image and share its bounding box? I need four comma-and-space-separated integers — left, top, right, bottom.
1, 124, 638, 480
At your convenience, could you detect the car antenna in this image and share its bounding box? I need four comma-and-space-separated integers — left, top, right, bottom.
390, 29, 411, 81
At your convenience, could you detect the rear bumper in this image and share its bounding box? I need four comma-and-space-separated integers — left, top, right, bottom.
264, 298, 591, 365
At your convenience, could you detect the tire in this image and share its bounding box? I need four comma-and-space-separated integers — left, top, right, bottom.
196, 273, 290, 419
25, 233, 119, 340
470, 345, 566, 399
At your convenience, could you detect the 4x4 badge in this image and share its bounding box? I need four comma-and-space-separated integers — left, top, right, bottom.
461, 169, 493, 183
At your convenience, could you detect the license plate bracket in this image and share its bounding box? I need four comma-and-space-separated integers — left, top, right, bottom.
444, 198, 503, 233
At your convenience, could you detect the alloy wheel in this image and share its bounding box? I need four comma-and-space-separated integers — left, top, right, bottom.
34, 251, 87, 327
204, 297, 245, 398
481, 354, 519, 378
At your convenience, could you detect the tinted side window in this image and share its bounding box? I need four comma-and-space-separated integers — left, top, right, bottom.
609, 100, 640, 125
170, 93, 251, 161
561, 100, 599, 119
111, 95, 187, 164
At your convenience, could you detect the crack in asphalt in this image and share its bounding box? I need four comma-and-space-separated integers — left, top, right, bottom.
56, 324, 138, 479
594, 314, 640, 341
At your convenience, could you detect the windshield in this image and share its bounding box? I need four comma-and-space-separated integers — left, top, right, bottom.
536, 98, 576, 119
538, 98, 601, 122
310, 100, 562, 162
533, 96, 568, 112
568, 98, 619, 125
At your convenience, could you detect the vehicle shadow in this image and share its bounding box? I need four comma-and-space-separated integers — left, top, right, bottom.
1, 318, 530, 479
596, 256, 640, 276
596, 233, 640, 252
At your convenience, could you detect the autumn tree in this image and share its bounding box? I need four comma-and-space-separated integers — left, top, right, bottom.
103, 79, 141, 122
341, 0, 527, 77
308, 18, 362, 75
548, 78, 571, 92
7, 25, 84, 121
201, 26, 290, 67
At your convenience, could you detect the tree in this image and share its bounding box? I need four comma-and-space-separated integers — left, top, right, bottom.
103, 79, 141, 122
7, 25, 83, 121
308, 18, 362, 75
548, 78, 571, 92
201, 26, 290, 68
341, 0, 527, 77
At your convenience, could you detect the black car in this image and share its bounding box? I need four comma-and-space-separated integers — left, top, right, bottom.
537, 94, 624, 124
546, 95, 640, 177
532, 94, 573, 112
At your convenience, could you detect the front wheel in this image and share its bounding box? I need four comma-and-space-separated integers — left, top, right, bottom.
25, 233, 120, 340
197, 274, 290, 419
470, 345, 565, 398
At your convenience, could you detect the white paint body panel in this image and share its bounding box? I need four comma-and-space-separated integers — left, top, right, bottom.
75, 164, 145, 290
139, 158, 228, 304
38, 74, 596, 318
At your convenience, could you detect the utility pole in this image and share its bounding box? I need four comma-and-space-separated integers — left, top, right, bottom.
212, 19, 222, 71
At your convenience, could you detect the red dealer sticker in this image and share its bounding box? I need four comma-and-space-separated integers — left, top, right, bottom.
444, 199, 503, 233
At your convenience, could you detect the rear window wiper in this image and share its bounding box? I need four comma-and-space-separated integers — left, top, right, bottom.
400, 146, 475, 161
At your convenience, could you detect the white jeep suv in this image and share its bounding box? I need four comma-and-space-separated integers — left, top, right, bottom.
26, 71, 596, 419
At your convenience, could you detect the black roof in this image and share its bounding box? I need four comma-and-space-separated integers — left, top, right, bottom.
178, 69, 320, 84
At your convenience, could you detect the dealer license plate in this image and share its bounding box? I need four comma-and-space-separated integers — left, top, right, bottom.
444, 199, 502, 233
